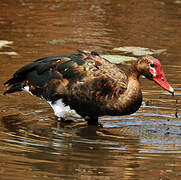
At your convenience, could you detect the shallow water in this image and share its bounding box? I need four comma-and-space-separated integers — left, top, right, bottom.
1, 0, 181, 179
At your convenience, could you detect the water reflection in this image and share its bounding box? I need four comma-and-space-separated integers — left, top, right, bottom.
1, 114, 140, 179
1, 113, 181, 179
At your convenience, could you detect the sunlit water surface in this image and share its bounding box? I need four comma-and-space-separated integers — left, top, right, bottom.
1, 0, 181, 179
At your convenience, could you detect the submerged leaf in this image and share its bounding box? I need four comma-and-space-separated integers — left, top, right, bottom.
101, 55, 137, 64
113, 46, 166, 56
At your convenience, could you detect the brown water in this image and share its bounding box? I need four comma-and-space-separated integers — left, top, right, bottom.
0, 0, 181, 179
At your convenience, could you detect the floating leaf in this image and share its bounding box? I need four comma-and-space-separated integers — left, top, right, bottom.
0, 40, 13, 48
101, 55, 137, 64
0, 52, 18, 55
48, 39, 61, 45
175, 0, 181, 4
152, 49, 167, 55
76, 50, 137, 64
113, 46, 167, 56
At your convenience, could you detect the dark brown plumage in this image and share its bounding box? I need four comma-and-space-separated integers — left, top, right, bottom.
4, 50, 174, 124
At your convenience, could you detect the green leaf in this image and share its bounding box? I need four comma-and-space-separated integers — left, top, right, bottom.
101, 55, 137, 64
113, 46, 167, 56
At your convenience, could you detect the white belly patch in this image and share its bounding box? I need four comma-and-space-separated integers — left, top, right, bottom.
23, 86, 33, 95
47, 99, 80, 118
23, 86, 80, 118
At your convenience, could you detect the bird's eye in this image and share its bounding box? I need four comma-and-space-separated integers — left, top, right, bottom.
150, 63, 155, 68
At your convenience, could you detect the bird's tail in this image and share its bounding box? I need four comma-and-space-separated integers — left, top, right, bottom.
3, 76, 23, 95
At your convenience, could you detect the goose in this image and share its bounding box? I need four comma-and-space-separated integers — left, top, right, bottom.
4, 50, 174, 124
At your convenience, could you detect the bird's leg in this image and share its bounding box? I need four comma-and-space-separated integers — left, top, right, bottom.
57, 117, 65, 122
85, 116, 102, 126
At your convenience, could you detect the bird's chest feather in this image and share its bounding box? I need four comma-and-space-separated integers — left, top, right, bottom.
118, 80, 142, 115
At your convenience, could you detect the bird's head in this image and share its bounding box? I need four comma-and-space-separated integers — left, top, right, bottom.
136, 55, 174, 94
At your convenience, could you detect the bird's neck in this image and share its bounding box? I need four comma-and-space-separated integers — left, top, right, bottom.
126, 62, 142, 99
127, 62, 140, 80
117, 63, 142, 115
